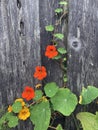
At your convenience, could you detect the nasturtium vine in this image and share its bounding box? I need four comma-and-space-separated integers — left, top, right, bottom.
0, 0, 98, 130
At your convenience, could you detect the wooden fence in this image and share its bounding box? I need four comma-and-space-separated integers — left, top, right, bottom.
0, 0, 98, 130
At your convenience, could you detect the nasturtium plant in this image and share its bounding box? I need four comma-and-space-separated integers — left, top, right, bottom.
53, 54, 62, 60
56, 124, 63, 130
59, 1, 68, 5
77, 112, 98, 130
1, 0, 98, 130
79, 86, 98, 105
55, 8, 63, 13
34, 90, 43, 101
58, 47, 67, 54
45, 25, 54, 32
30, 101, 51, 130
63, 74, 68, 82
50, 88, 78, 116
8, 116, 18, 128
54, 33, 64, 40
12, 102, 22, 113
44, 82, 59, 97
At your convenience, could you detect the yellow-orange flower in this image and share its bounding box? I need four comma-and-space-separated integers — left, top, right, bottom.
15, 98, 25, 107
8, 105, 13, 112
35, 84, 42, 89
18, 107, 30, 120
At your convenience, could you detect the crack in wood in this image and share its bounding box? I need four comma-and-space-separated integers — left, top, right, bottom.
20, 19, 25, 36
17, 0, 21, 9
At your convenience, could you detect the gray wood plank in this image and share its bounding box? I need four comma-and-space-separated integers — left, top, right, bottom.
0, 0, 40, 129
39, 0, 66, 87
68, 0, 98, 94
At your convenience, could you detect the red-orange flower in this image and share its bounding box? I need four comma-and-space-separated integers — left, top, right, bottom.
22, 86, 35, 101
45, 45, 58, 58
33, 66, 47, 80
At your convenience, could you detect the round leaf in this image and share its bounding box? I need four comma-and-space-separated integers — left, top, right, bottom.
44, 82, 59, 97
34, 90, 43, 101
8, 116, 18, 128
51, 88, 78, 116
77, 112, 98, 130
54, 33, 64, 40
30, 101, 51, 130
12, 102, 22, 113
58, 47, 67, 54
45, 25, 54, 32
79, 86, 98, 105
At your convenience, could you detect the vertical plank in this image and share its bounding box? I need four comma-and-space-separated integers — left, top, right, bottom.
39, 0, 65, 86
0, 0, 40, 129
68, 0, 98, 94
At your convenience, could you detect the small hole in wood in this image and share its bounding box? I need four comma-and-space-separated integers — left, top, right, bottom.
20, 20, 24, 29
23, 61, 25, 65
72, 41, 78, 48
19, 20, 25, 35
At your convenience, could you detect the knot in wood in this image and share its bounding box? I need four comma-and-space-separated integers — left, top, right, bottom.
68, 36, 81, 51
72, 41, 78, 48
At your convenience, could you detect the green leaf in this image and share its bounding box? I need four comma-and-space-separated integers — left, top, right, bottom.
51, 88, 77, 116
59, 1, 68, 5
8, 116, 18, 128
53, 54, 62, 60
55, 8, 63, 13
58, 47, 67, 54
63, 74, 67, 82
77, 112, 98, 130
54, 33, 64, 40
56, 124, 63, 130
0, 112, 12, 125
12, 102, 22, 113
34, 90, 43, 101
30, 101, 51, 130
45, 25, 54, 32
44, 82, 59, 97
0, 113, 7, 125
63, 77, 67, 82
79, 86, 98, 105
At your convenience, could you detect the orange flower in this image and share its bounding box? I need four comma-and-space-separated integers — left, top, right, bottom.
45, 45, 58, 58
33, 66, 47, 80
22, 86, 35, 101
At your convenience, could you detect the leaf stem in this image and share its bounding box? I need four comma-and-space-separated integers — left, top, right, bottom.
72, 113, 80, 130
49, 126, 56, 129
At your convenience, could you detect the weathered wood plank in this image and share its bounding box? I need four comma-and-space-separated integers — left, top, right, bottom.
0, 0, 64, 129
39, 0, 66, 87
0, 0, 41, 105
0, 0, 40, 129
68, 0, 98, 94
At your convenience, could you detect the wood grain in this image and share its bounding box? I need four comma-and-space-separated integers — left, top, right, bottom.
68, 0, 98, 94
